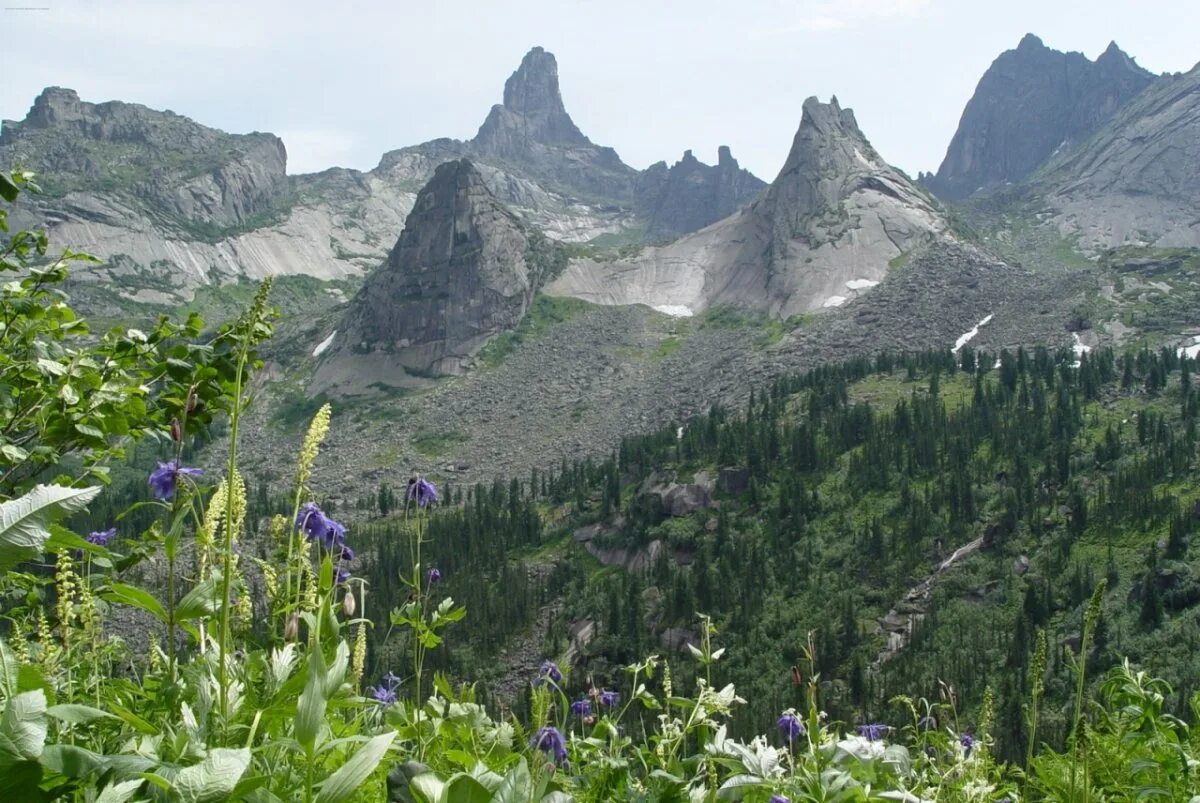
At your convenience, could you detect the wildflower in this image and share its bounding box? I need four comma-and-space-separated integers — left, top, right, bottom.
284, 613, 300, 642
529, 725, 567, 764
296, 502, 330, 542
599, 690, 619, 708
340, 545, 355, 561
535, 660, 562, 686
425, 567, 441, 584
770, 796, 791, 803
570, 699, 592, 717
369, 684, 397, 705
383, 671, 402, 689
856, 723, 889, 742
777, 709, 805, 743
341, 590, 356, 617
148, 460, 203, 500
406, 476, 438, 508
960, 732, 974, 757
334, 567, 351, 585
86, 527, 116, 547
325, 517, 347, 550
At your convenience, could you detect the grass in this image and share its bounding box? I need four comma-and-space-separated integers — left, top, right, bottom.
411, 429, 469, 458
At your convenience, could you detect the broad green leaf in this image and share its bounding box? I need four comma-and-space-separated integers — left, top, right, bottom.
46, 704, 118, 724
0, 485, 101, 571
96, 779, 143, 803
408, 773, 446, 803
40, 743, 106, 779
0, 173, 18, 202
313, 730, 396, 803
104, 583, 168, 623
174, 747, 251, 803
176, 575, 222, 621
441, 774, 492, 803
0, 690, 47, 767
492, 758, 531, 803
295, 646, 328, 756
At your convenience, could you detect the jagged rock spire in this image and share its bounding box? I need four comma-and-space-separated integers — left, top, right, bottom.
474, 46, 589, 150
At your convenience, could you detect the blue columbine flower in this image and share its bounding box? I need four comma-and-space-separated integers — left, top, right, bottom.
426, 567, 441, 584
777, 710, 805, 743
369, 684, 397, 705
529, 725, 567, 764
334, 567, 351, 585
86, 527, 116, 547
148, 460, 203, 500
769, 796, 791, 803
382, 671, 401, 689
406, 477, 438, 508
324, 517, 347, 550
960, 732, 974, 757
856, 723, 889, 742
570, 699, 591, 717
340, 545, 355, 561
599, 690, 619, 708
296, 502, 330, 542
534, 660, 562, 686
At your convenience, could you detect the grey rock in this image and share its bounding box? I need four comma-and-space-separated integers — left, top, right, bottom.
923, 34, 1155, 200
635, 146, 766, 239
663, 483, 712, 516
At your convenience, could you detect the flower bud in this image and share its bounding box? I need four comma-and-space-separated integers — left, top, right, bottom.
186, 387, 198, 414
284, 612, 300, 642
341, 590, 357, 618
170, 418, 182, 443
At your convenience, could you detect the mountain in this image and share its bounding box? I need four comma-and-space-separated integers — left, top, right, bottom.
635, 147, 766, 240
548, 97, 949, 318
923, 34, 1156, 201
1030, 60, 1200, 249
0, 48, 765, 309
318, 159, 558, 384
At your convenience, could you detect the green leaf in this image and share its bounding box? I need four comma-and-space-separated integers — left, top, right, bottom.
59, 383, 79, 406
175, 575, 222, 621
46, 704, 117, 724
0, 444, 29, 464
408, 773, 446, 803
39, 743, 106, 779
0, 173, 19, 202
95, 779, 143, 803
295, 646, 328, 756
173, 747, 251, 803
313, 731, 396, 803
103, 582, 168, 623
0, 485, 101, 571
0, 690, 47, 768
440, 774, 492, 803
492, 758, 531, 803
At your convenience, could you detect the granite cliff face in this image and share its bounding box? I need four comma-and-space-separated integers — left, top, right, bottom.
923, 34, 1155, 200
549, 97, 949, 317
1032, 60, 1200, 249
324, 160, 549, 379
635, 146, 766, 240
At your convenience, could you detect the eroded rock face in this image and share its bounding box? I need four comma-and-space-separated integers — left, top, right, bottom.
923, 34, 1155, 200
335, 159, 545, 375
549, 96, 950, 317
636, 146, 766, 240
1034, 61, 1200, 249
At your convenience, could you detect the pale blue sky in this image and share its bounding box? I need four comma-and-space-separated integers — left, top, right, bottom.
2, 0, 1196, 181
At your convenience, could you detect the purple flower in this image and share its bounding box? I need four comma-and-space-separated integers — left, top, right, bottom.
777, 710, 805, 743
769, 796, 791, 803
856, 723, 889, 742
324, 517, 347, 550
406, 477, 438, 508
529, 725, 567, 764
86, 527, 116, 547
599, 690, 619, 708
960, 732, 974, 757
382, 672, 401, 690
425, 567, 441, 584
296, 502, 330, 542
570, 699, 592, 717
340, 545, 355, 561
148, 460, 203, 500
369, 684, 397, 705
334, 567, 351, 585
534, 660, 562, 686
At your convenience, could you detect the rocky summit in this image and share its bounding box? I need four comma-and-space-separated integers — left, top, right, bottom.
923, 34, 1156, 200
317, 159, 553, 385
635, 146, 766, 240
548, 96, 949, 318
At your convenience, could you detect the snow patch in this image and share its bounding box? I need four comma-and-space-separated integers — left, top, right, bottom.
312, 330, 337, 357
846, 278, 879, 291
823, 295, 847, 308
952, 314, 994, 353
1178, 335, 1200, 359
653, 305, 694, 318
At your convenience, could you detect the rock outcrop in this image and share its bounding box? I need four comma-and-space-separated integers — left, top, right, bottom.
330, 159, 547, 376
923, 34, 1155, 200
1032, 60, 1200, 249
548, 97, 950, 317
636, 147, 766, 240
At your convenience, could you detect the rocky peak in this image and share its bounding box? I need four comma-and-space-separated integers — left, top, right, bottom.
475, 46, 590, 150
636, 146, 766, 239
338, 159, 546, 375
924, 34, 1156, 200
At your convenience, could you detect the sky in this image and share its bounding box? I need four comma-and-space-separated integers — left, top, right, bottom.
2, 0, 1197, 180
